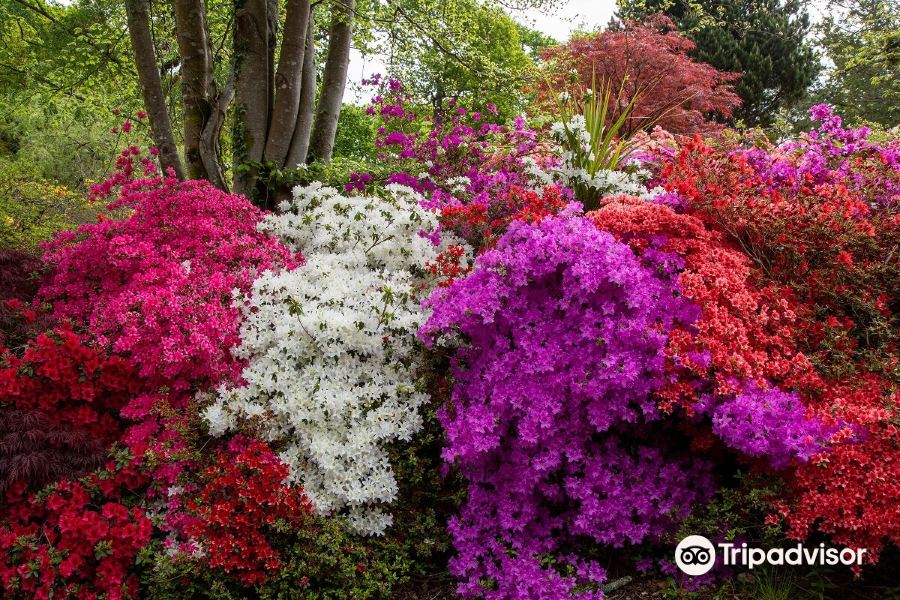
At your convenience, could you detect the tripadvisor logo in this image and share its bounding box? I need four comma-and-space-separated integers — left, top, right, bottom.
675, 535, 867, 576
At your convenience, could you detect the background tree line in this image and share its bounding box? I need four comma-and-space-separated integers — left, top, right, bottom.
0, 0, 896, 219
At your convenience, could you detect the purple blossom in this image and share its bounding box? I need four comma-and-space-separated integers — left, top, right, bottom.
421, 215, 713, 598
703, 383, 834, 469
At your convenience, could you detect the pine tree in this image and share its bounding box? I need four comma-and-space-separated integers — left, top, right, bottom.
618, 0, 820, 126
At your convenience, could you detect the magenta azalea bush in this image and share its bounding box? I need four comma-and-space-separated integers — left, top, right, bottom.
39, 149, 297, 391
420, 214, 715, 597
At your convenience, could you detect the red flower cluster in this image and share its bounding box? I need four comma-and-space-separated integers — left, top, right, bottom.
782, 424, 899, 566
1, 470, 151, 600
590, 197, 818, 407
439, 185, 570, 250
0, 250, 50, 352
424, 245, 472, 289
0, 326, 138, 446
184, 440, 314, 585
611, 129, 899, 564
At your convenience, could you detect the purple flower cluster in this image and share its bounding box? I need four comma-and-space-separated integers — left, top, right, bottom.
366, 77, 555, 217
420, 216, 715, 598
703, 383, 831, 469
735, 105, 900, 209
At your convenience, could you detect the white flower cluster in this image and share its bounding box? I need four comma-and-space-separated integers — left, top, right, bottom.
557, 162, 655, 197
204, 182, 459, 535
551, 116, 663, 200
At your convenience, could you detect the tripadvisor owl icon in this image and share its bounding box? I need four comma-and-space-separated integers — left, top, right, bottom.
675, 535, 716, 576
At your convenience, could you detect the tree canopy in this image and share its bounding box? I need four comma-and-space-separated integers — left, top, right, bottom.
815, 0, 900, 126
618, 0, 820, 126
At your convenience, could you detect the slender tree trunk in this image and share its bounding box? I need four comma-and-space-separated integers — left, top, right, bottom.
286, 11, 316, 168
264, 0, 311, 168
309, 0, 355, 163
125, 0, 185, 179
200, 74, 234, 191
174, 0, 212, 180
233, 0, 273, 197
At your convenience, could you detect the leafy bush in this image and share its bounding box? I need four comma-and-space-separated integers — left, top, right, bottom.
206, 182, 467, 534
39, 149, 296, 392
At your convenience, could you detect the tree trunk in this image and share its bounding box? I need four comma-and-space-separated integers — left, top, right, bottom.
309, 0, 355, 164
200, 74, 234, 191
286, 10, 316, 168
125, 0, 185, 180
174, 0, 212, 180
264, 0, 312, 168
233, 0, 273, 197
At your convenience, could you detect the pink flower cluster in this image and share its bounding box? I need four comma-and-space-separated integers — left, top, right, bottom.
39, 150, 297, 392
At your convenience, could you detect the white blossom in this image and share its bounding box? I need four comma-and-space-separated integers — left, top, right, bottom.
205, 182, 465, 535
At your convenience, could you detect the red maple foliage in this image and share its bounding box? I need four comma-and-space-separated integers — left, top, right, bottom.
0, 326, 140, 494
538, 16, 741, 136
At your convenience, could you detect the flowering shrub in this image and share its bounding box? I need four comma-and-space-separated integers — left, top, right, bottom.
1, 469, 151, 600
184, 439, 314, 585
39, 149, 296, 392
589, 197, 819, 401
782, 423, 899, 564
206, 182, 466, 535
365, 77, 557, 218
0, 250, 50, 352
420, 214, 716, 596
0, 326, 139, 492
636, 106, 900, 565
436, 184, 572, 249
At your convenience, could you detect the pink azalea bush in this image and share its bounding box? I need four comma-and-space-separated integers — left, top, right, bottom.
39, 148, 297, 391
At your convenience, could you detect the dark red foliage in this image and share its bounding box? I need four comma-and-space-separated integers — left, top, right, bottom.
539, 16, 741, 136
0, 409, 104, 495
0, 326, 139, 493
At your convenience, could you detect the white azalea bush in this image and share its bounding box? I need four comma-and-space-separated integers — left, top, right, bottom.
204, 182, 465, 535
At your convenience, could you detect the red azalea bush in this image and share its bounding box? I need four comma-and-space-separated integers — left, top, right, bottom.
183, 439, 314, 586
0, 250, 51, 352
437, 184, 571, 249
626, 107, 900, 565
590, 196, 821, 404
0, 326, 139, 493
1, 463, 151, 600
39, 148, 297, 392
538, 15, 741, 136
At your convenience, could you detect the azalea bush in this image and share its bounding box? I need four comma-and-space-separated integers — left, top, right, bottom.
419, 214, 716, 596
0, 90, 897, 600
206, 181, 467, 534
0, 147, 437, 597
39, 147, 297, 392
